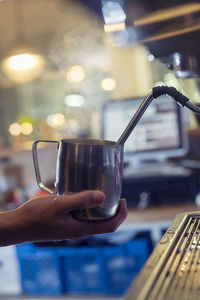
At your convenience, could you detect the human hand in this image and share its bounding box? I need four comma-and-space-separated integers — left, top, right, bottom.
7, 191, 127, 245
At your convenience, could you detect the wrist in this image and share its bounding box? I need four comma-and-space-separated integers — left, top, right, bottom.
0, 209, 29, 246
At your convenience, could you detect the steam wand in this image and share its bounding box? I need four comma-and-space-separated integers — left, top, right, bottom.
116, 86, 200, 145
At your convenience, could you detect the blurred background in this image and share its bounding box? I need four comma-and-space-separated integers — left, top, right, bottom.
1, 0, 200, 299
1, 0, 199, 202
0, 0, 163, 148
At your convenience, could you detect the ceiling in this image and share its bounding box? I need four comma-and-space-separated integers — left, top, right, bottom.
0, 0, 107, 85
0, 0, 64, 56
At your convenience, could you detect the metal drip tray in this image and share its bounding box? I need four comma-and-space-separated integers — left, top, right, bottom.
126, 212, 200, 300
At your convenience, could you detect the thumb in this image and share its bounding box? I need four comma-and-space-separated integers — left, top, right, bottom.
54, 190, 105, 212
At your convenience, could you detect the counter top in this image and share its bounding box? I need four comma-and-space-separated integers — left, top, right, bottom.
126, 202, 200, 223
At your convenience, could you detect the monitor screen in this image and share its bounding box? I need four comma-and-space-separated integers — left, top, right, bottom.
101, 95, 188, 167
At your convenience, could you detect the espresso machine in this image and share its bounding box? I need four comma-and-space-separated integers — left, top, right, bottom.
82, 0, 200, 79
80, 1, 200, 298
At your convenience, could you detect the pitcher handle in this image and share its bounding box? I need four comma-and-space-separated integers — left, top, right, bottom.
32, 140, 59, 194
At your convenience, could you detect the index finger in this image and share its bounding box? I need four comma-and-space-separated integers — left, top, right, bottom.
52, 190, 105, 213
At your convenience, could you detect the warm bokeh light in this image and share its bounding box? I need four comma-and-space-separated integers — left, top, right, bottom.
66, 65, 85, 82
46, 113, 65, 128
101, 77, 116, 91
64, 94, 85, 107
21, 122, 33, 135
104, 22, 126, 33
9, 123, 22, 136
6, 54, 40, 71
2, 53, 44, 83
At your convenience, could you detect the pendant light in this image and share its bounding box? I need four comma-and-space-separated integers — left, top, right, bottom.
1, 0, 44, 84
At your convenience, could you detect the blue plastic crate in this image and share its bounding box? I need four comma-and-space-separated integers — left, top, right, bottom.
125, 238, 151, 272
102, 236, 152, 296
58, 246, 105, 294
16, 244, 63, 295
15, 234, 152, 296
102, 245, 136, 295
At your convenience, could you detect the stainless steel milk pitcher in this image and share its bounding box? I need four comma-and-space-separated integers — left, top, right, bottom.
32, 87, 196, 220
32, 138, 124, 220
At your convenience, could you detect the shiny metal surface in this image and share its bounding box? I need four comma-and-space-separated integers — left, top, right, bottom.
172, 51, 200, 78
33, 138, 124, 220
116, 93, 154, 145
126, 211, 200, 300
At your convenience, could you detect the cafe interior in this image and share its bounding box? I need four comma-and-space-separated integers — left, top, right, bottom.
1, 0, 200, 299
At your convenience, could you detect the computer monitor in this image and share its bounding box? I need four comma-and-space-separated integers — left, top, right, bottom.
101, 94, 188, 171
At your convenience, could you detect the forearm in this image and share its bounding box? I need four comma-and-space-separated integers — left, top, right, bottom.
0, 210, 28, 247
